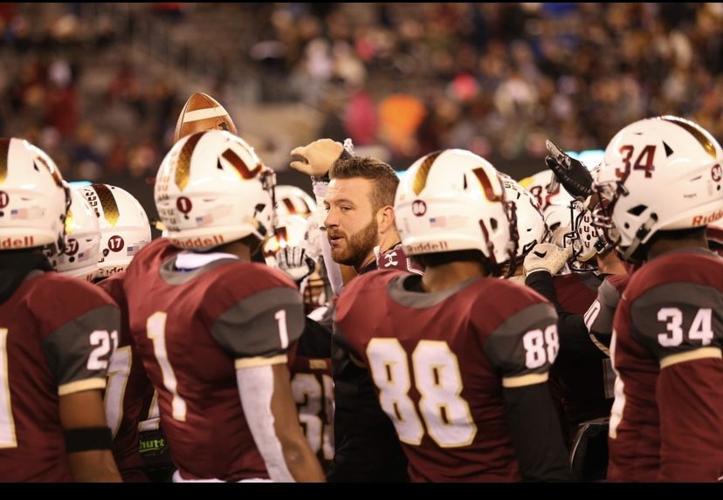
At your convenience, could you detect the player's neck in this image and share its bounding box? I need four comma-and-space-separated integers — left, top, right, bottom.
646, 233, 709, 261
377, 226, 401, 254
597, 250, 626, 275
421, 260, 487, 293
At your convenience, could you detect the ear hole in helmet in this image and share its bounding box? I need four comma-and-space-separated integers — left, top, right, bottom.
490, 218, 498, 231
628, 204, 647, 216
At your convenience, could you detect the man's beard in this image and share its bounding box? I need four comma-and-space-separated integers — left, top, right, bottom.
328, 218, 378, 269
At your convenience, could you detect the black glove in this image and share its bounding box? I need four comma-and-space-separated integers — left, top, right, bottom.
545, 139, 594, 199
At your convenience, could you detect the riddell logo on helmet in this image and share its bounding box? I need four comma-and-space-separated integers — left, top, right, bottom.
0, 236, 34, 249
406, 240, 449, 253
169, 234, 225, 248
692, 210, 723, 227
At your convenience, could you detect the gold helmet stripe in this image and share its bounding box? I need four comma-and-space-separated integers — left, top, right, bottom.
175, 132, 205, 191
0, 139, 9, 185
412, 151, 442, 195
661, 116, 717, 159
91, 183, 120, 227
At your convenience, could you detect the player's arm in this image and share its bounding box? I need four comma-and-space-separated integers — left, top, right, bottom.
524, 244, 602, 357
211, 286, 325, 482
484, 302, 573, 481
630, 285, 723, 482
44, 304, 123, 482
582, 277, 625, 355
237, 362, 325, 482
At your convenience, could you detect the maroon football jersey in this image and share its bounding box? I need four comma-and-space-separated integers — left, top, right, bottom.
608, 248, 723, 482
288, 319, 333, 470
549, 272, 611, 436
335, 270, 559, 482
123, 238, 306, 481
98, 271, 155, 482
0, 272, 119, 481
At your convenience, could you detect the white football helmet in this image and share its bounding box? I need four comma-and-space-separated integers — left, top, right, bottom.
155, 130, 277, 250
275, 185, 316, 220
502, 177, 547, 258
50, 187, 100, 281
593, 116, 723, 260
0, 138, 69, 252
395, 149, 517, 273
79, 183, 151, 279
519, 168, 575, 214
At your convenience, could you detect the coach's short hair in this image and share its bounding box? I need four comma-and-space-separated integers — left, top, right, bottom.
330, 156, 399, 211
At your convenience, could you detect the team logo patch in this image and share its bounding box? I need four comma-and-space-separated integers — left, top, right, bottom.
108, 235, 125, 252
0, 191, 8, 209
177, 196, 193, 214
712, 164, 722, 182
412, 199, 427, 217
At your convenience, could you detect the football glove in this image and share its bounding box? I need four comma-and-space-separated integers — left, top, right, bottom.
277, 245, 317, 284
524, 242, 572, 277
545, 139, 594, 199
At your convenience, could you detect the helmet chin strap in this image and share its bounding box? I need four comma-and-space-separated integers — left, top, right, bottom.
622, 213, 658, 261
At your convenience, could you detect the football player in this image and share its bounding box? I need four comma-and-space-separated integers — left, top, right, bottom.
123, 130, 324, 482
334, 149, 571, 481
593, 116, 723, 481
263, 188, 334, 471
79, 183, 158, 482
0, 138, 121, 481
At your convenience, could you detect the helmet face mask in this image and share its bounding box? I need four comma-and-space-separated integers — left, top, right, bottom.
566, 201, 614, 272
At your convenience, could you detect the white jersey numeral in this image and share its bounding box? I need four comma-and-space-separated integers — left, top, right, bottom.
657, 307, 713, 347
522, 325, 559, 369
0, 329, 17, 449
367, 338, 476, 448
147, 312, 187, 422
104, 346, 132, 437
275, 310, 289, 349
87, 330, 117, 370
291, 373, 334, 460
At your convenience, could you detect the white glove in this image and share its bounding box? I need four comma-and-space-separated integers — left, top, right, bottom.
276, 246, 316, 283
524, 242, 573, 277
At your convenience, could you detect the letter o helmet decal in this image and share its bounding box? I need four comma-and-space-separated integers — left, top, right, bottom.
412, 199, 427, 217
0, 191, 8, 209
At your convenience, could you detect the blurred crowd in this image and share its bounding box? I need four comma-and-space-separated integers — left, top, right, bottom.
258, 3, 723, 166
0, 3, 721, 181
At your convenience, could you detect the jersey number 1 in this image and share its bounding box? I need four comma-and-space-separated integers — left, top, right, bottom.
147, 312, 188, 422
